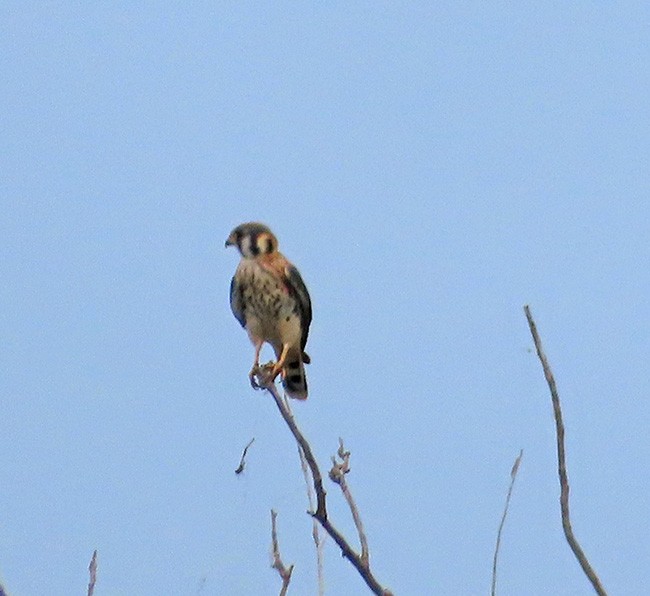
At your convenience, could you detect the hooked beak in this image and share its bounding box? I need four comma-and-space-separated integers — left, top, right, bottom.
225, 234, 235, 248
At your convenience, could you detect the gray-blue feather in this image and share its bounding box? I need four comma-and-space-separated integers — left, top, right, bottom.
286, 265, 312, 352
229, 275, 246, 328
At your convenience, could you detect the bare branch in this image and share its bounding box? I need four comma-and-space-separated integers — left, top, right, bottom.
524, 305, 607, 596
271, 510, 294, 596
329, 438, 369, 568
491, 449, 523, 596
87, 550, 98, 596
235, 437, 255, 475
257, 366, 327, 518
256, 370, 393, 596
297, 442, 325, 596
0, 583, 8, 596
283, 394, 325, 596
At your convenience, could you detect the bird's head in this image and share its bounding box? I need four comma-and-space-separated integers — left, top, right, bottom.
225, 222, 279, 258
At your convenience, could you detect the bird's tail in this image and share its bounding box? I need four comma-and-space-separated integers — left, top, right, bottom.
281, 347, 308, 400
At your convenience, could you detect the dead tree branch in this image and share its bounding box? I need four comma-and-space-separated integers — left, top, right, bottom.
259, 369, 327, 519
491, 450, 523, 596
271, 510, 294, 596
298, 441, 325, 596
256, 368, 393, 596
87, 550, 98, 596
235, 437, 255, 475
524, 305, 607, 596
283, 394, 325, 595
329, 438, 369, 568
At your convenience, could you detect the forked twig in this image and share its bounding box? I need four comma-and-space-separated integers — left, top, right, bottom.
329, 438, 369, 568
87, 550, 98, 596
271, 510, 294, 596
491, 450, 523, 596
524, 305, 607, 596
257, 370, 392, 596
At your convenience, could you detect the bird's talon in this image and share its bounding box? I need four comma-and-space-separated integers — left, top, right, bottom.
249, 365, 262, 389
248, 362, 278, 388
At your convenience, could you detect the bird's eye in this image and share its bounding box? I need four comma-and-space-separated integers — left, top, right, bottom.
250, 236, 261, 256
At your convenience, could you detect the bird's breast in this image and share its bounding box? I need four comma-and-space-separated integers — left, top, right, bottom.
238, 261, 300, 345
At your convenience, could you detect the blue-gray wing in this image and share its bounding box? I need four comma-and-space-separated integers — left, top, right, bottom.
286, 265, 312, 352
229, 275, 246, 328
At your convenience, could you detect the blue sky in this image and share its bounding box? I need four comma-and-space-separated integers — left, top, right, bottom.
2, 3, 649, 595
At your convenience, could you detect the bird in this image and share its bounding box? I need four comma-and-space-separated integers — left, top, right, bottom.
226, 222, 312, 399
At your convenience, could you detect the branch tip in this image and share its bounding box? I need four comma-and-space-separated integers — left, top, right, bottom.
524, 306, 607, 596
491, 450, 523, 596
87, 549, 98, 596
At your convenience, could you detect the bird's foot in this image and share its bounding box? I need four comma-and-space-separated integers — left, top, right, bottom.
269, 362, 284, 380
251, 361, 278, 389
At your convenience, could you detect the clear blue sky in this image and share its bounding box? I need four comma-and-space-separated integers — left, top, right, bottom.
2, 3, 649, 595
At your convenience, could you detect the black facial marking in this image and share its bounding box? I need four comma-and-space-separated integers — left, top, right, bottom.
250, 238, 260, 256
266, 238, 273, 253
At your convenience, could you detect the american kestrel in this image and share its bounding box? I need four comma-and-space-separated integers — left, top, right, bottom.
226, 222, 312, 400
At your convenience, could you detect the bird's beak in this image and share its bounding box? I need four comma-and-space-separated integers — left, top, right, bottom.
225, 234, 235, 248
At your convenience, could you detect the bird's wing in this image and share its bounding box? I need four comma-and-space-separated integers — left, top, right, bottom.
229, 274, 246, 328
285, 264, 312, 352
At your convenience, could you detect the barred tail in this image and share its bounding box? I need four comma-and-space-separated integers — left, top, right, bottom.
282, 347, 308, 400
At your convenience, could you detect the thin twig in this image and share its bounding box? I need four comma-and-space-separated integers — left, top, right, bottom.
524, 305, 607, 596
330, 438, 369, 568
271, 510, 294, 596
0, 583, 8, 596
491, 450, 523, 596
235, 437, 255, 475
298, 442, 325, 596
87, 550, 98, 596
257, 371, 392, 596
